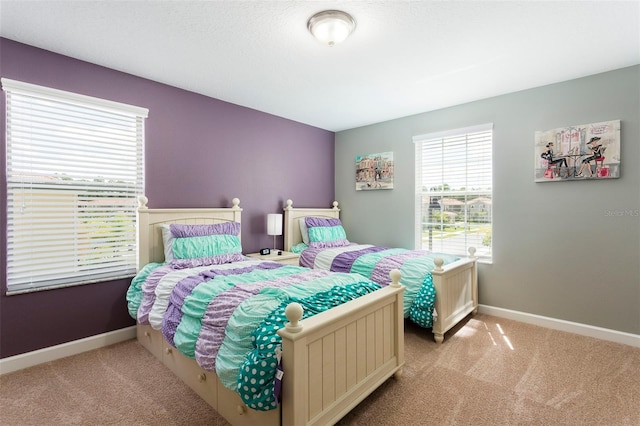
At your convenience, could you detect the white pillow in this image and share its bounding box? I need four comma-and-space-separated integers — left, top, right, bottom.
161, 224, 174, 262
299, 218, 309, 245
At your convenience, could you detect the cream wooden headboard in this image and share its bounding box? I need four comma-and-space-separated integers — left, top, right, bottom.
136, 195, 242, 268
283, 199, 340, 251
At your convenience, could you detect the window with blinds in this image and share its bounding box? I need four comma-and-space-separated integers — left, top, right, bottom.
3, 79, 148, 294
414, 124, 493, 261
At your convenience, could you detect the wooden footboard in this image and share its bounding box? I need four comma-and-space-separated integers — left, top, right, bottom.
278, 273, 405, 426
136, 272, 405, 426
430, 250, 478, 343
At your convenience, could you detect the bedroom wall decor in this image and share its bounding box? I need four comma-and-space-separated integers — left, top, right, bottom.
534, 119, 621, 182
355, 151, 394, 190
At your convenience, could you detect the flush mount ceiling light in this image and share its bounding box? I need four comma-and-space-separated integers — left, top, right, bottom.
307, 10, 356, 46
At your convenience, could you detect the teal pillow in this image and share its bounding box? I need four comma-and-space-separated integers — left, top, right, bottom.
164, 222, 245, 268
172, 234, 241, 259
305, 217, 350, 248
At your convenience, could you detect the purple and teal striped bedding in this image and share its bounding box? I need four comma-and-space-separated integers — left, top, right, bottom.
126, 259, 380, 411
299, 244, 459, 327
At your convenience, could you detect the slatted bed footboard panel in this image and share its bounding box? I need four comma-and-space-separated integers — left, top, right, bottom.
431, 258, 478, 343
278, 284, 405, 426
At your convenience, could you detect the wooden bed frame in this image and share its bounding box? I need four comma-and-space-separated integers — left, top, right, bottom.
135, 196, 405, 426
283, 199, 478, 344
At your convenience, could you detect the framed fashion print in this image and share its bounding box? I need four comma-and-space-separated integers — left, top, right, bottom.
534, 120, 620, 182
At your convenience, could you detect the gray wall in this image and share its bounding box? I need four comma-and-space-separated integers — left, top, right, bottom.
335, 66, 640, 335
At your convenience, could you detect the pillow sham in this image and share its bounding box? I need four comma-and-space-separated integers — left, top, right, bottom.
161, 222, 244, 268
305, 217, 350, 248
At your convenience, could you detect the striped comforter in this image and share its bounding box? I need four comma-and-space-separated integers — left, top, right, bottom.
299, 244, 459, 327
126, 259, 379, 411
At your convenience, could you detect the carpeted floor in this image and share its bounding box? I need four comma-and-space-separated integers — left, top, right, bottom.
1, 314, 638, 425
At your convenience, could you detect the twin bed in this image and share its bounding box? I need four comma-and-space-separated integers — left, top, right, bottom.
128, 196, 478, 425
283, 199, 478, 345
128, 197, 405, 426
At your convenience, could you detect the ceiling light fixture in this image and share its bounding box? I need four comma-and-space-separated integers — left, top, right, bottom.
307, 10, 356, 46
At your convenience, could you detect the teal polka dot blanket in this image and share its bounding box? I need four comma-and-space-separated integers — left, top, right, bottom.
237, 281, 380, 410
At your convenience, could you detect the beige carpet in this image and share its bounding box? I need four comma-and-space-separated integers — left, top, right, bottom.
1, 314, 638, 425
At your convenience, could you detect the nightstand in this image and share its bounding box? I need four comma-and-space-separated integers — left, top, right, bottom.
245, 251, 300, 266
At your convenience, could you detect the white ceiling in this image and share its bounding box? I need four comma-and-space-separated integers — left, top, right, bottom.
1, 1, 639, 132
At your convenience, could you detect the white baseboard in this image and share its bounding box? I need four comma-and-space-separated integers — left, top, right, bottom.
3, 309, 638, 376
0, 326, 137, 376
478, 305, 640, 348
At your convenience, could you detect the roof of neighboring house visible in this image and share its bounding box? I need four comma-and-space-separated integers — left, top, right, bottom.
468, 197, 492, 205
440, 198, 465, 206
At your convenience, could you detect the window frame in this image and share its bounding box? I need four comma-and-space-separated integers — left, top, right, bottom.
3, 78, 148, 295
413, 123, 493, 262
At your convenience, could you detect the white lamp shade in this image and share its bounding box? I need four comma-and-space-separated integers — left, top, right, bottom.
267, 214, 283, 236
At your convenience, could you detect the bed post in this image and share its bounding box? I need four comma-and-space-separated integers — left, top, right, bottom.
283, 199, 295, 253
389, 269, 405, 378
137, 195, 150, 269
468, 247, 478, 315
430, 248, 478, 343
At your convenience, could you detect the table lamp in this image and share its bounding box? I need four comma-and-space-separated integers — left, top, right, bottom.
267, 213, 282, 250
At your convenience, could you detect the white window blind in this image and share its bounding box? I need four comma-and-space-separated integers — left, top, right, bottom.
3, 78, 148, 294
414, 124, 493, 261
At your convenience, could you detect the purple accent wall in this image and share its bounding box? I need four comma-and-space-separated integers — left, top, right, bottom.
0, 38, 335, 358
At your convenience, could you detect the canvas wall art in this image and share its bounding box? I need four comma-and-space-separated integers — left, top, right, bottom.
355, 151, 394, 191
534, 120, 620, 182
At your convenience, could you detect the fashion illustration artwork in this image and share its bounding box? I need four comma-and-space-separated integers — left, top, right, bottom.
534, 120, 620, 182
